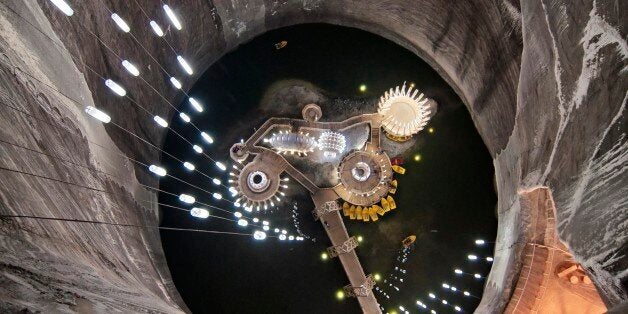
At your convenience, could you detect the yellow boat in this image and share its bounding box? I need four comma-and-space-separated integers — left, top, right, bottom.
392, 165, 406, 174
387, 195, 397, 210
402, 235, 416, 248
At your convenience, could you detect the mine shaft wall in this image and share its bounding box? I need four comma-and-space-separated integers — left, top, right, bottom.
0, 0, 625, 312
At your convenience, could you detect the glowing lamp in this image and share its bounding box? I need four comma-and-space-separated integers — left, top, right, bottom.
84, 106, 111, 123
212, 193, 222, 200
177, 56, 193, 75
183, 162, 195, 171
189, 97, 203, 112
192, 145, 203, 154
105, 79, 126, 96
237, 219, 248, 227
468, 254, 478, 261
150, 116, 167, 129
190, 207, 209, 218
148, 165, 167, 177
49, 0, 74, 16
179, 112, 191, 123
170, 77, 182, 89
178, 193, 195, 204
215, 161, 227, 171
149, 21, 164, 36
212, 178, 221, 185
201, 131, 214, 144
163, 5, 182, 30
111, 13, 130, 32
335, 290, 345, 300
121, 60, 140, 76
253, 230, 266, 240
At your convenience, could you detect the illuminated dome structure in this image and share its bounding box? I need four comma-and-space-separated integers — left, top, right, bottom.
266, 131, 317, 156
378, 84, 432, 141
317, 131, 346, 158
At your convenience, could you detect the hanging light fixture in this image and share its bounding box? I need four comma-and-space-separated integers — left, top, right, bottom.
163, 5, 182, 30
121, 60, 140, 76
49, 0, 74, 16
153, 115, 168, 128
215, 161, 227, 171
179, 112, 191, 123
105, 79, 126, 96
148, 165, 167, 177
253, 230, 267, 240
178, 193, 195, 204
170, 77, 182, 89
84, 106, 111, 123
201, 132, 214, 144
149, 20, 164, 37
111, 13, 131, 33
189, 97, 203, 112
177, 56, 193, 75
190, 207, 209, 218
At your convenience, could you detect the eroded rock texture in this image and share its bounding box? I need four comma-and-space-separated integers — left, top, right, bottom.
0, 0, 625, 312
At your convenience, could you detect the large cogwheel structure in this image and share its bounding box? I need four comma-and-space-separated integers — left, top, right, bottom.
378, 84, 432, 141
229, 156, 289, 212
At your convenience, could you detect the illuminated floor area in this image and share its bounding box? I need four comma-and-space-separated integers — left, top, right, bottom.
159, 24, 497, 313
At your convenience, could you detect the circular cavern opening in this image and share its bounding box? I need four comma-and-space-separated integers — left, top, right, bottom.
159, 24, 497, 313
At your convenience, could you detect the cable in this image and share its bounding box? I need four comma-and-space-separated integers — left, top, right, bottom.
0, 60, 224, 194
0, 214, 262, 237
0, 1, 211, 166
0, 132, 242, 219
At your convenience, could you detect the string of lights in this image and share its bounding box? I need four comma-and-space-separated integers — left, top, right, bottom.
0, 3, 226, 184
0, 138, 247, 225
0, 92, 298, 241
0, 214, 262, 237
0, 161, 286, 242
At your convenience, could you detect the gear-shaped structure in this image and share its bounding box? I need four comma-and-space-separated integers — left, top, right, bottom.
230, 155, 287, 211
378, 84, 432, 140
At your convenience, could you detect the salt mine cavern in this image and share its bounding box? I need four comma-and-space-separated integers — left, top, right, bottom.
0, 1, 626, 313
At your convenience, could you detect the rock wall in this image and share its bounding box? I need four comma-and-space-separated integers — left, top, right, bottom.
0, 1, 186, 312
0, 0, 625, 312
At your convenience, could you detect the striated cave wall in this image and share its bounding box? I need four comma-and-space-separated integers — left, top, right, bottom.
0, 0, 625, 312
